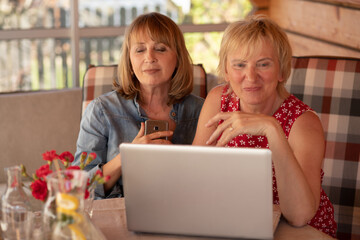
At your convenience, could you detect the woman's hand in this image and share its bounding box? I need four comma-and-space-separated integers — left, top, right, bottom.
103, 122, 172, 193
132, 122, 173, 144
205, 111, 274, 146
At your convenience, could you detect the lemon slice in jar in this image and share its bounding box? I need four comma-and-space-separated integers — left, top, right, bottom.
56, 193, 79, 211
57, 207, 85, 224
68, 224, 86, 240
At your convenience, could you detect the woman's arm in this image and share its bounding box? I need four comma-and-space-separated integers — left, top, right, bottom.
269, 111, 324, 226
192, 85, 223, 146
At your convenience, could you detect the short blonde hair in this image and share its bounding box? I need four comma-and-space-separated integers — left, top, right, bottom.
217, 15, 292, 96
114, 12, 193, 105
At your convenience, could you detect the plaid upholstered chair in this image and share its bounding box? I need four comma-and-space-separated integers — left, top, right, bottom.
81, 64, 207, 115
287, 56, 360, 240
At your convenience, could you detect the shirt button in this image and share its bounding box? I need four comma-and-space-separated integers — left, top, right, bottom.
171, 112, 176, 117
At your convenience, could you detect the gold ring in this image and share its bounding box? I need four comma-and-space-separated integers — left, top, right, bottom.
228, 127, 234, 131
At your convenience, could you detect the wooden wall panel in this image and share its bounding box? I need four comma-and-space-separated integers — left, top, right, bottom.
269, 0, 360, 57
315, 0, 360, 8
287, 33, 360, 58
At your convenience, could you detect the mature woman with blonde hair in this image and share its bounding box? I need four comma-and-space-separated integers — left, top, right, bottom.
193, 15, 337, 237
74, 12, 204, 199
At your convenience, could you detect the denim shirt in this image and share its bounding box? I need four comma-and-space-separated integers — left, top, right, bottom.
73, 90, 204, 199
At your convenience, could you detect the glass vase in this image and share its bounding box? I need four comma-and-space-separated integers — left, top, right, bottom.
46, 169, 106, 240
42, 174, 58, 239
22, 180, 45, 239
1, 165, 33, 240
84, 184, 95, 219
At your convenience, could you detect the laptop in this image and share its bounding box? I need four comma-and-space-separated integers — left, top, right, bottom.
120, 143, 274, 239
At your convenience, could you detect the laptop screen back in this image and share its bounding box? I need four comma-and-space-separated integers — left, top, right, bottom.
120, 143, 273, 239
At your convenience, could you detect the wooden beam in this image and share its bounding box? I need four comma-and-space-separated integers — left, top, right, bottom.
249, 0, 270, 15
250, 0, 270, 15
252, 9, 269, 15
286, 32, 360, 58
251, 0, 270, 9
270, 0, 360, 50
309, 0, 360, 9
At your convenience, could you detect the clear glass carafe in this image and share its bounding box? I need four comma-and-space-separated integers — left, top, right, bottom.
46, 169, 106, 240
42, 175, 58, 239
1, 165, 33, 240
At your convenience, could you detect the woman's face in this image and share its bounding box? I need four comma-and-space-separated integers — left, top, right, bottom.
225, 39, 283, 107
129, 33, 177, 89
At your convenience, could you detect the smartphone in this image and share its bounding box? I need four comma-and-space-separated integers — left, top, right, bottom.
144, 120, 169, 140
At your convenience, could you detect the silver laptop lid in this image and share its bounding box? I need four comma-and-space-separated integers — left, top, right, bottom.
120, 143, 273, 239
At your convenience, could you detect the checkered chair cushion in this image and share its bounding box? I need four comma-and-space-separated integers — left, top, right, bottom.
287, 56, 360, 240
82, 64, 207, 115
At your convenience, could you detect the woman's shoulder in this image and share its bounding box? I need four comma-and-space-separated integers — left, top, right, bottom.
282, 94, 314, 117
86, 90, 135, 116
204, 84, 228, 106
94, 90, 133, 106
194, 84, 226, 115
96, 90, 123, 101
207, 84, 227, 99
282, 94, 321, 132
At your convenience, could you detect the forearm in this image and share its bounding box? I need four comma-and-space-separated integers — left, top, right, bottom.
102, 153, 122, 193
266, 120, 318, 226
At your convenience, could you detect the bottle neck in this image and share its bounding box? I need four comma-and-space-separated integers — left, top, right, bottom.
6, 166, 22, 189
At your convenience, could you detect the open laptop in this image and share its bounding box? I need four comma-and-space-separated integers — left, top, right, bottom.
120, 143, 273, 239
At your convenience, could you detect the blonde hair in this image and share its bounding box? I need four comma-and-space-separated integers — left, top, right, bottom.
217, 15, 292, 97
114, 12, 193, 105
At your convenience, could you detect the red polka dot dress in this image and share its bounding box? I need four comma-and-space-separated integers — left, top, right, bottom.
219, 85, 337, 238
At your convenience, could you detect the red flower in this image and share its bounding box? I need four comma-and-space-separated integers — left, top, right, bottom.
89, 152, 97, 159
67, 166, 81, 170
42, 150, 59, 162
11, 177, 18, 188
31, 179, 48, 201
64, 171, 74, 180
83, 178, 92, 199
84, 189, 89, 199
80, 152, 87, 164
95, 170, 103, 177
59, 151, 74, 164
35, 164, 52, 180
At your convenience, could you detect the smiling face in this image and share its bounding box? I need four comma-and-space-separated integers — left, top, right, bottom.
225, 38, 284, 110
129, 32, 177, 90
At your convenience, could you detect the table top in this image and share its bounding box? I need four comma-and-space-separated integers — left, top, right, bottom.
90, 198, 335, 240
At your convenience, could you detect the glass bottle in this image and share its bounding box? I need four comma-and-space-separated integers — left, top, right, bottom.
84, 184, 95, 219
46, 169, 106, 240
1, 165, 33, 240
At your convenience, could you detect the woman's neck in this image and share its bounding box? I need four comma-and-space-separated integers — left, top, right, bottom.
139, 92, 171, 120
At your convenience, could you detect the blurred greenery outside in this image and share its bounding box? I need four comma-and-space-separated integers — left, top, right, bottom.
0, 0, 252, 93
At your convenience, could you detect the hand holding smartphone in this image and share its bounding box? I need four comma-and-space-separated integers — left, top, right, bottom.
144, 120, 169, 140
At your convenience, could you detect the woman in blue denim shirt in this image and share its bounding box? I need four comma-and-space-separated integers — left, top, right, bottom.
73, 12, 204, 199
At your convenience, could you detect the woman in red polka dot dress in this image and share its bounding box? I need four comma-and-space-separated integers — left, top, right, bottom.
192, 15, 337, 238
